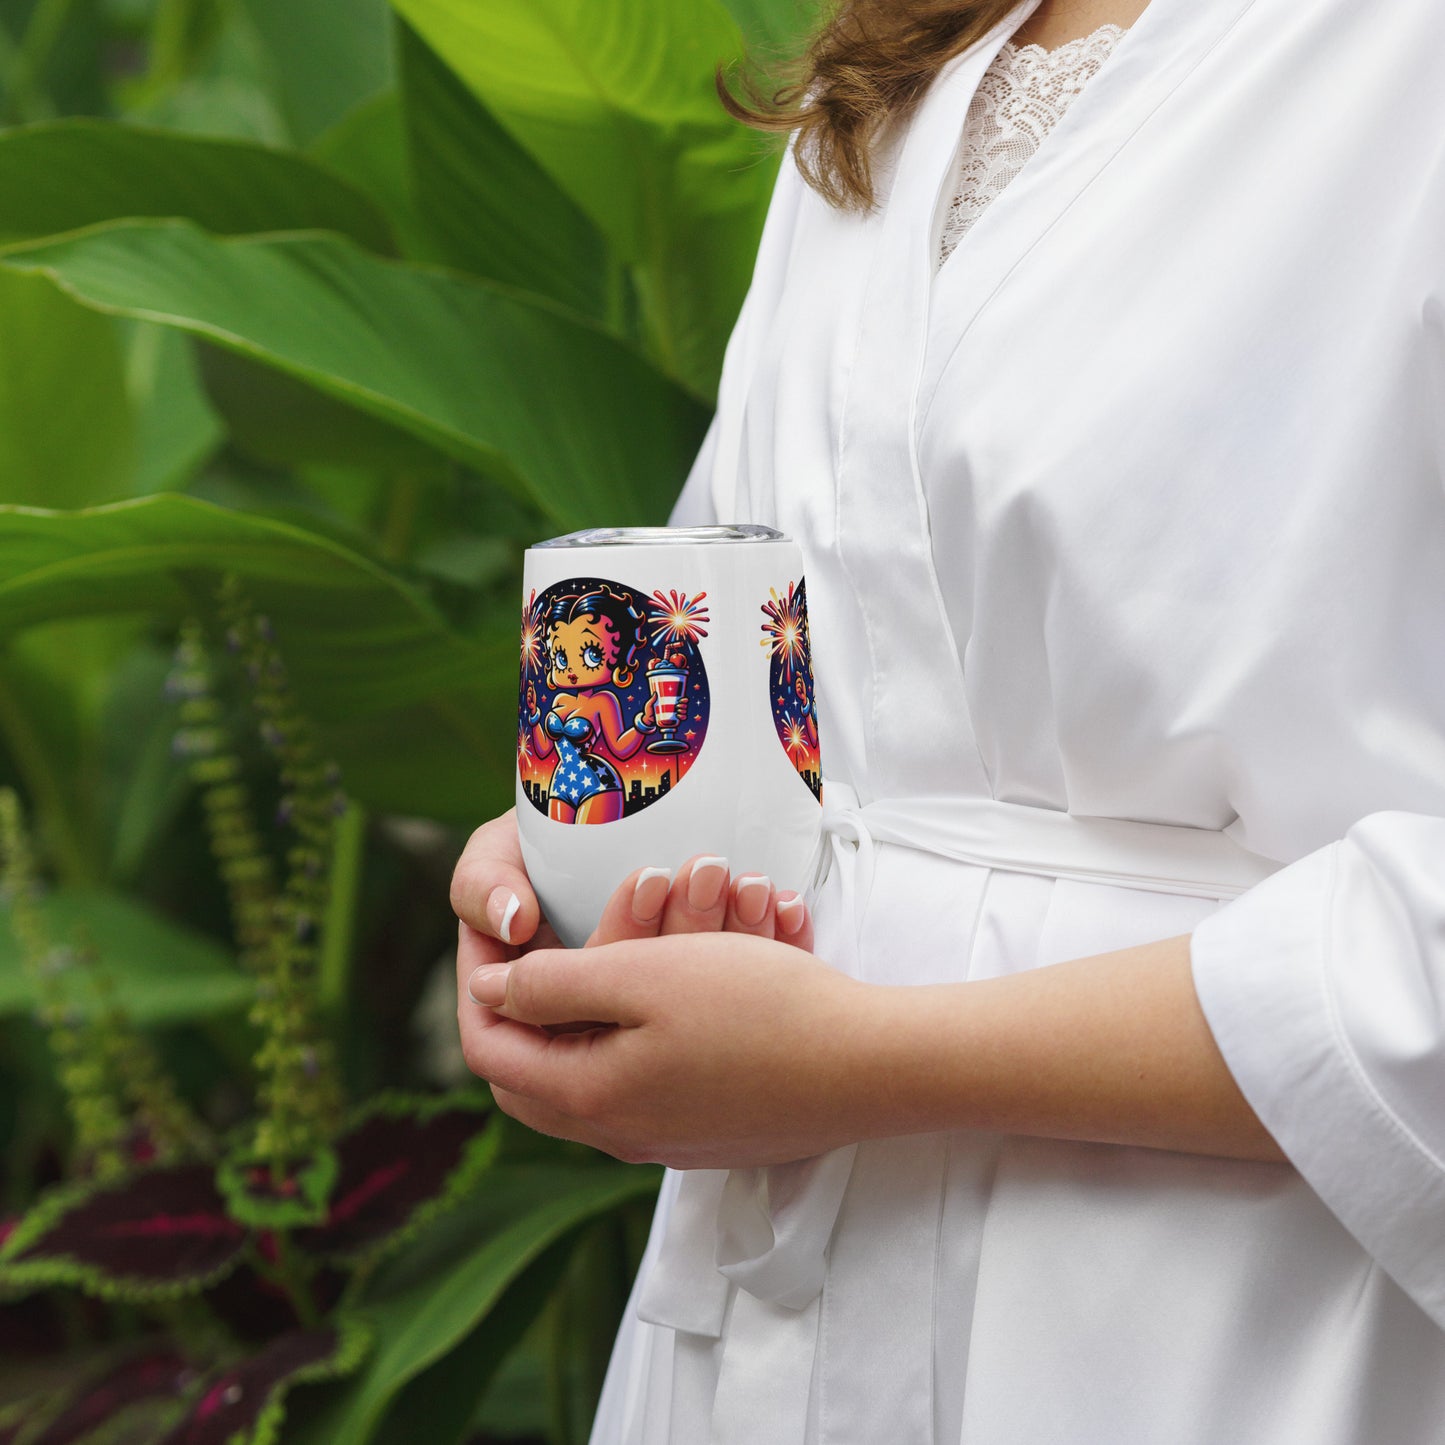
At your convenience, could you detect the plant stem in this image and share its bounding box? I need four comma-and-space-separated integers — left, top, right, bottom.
0, 677, 96, 887
318, 799, 365, 1027
258, 1231, 322, 1331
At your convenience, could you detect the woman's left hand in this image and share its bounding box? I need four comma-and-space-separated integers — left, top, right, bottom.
461, 931, 878, 1169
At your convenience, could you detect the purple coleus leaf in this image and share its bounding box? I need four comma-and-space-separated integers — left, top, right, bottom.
0, 1164, 247, 1302
214, 1145, 337, 1232
293, 1091, 496, 1265
29, 1348, 199, 1445
157, 1319, 369, 1445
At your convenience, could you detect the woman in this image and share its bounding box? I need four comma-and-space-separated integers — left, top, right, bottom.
452, 0, 1445, 1439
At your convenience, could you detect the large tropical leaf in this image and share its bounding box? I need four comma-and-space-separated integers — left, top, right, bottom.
287, 1163, 660, 1445
117, 0, 292, 147
242, 0, 394, 146
125, 323, 225, 496
720, 0, 824, 55
397, 21, 610, 322
389, 0, 778, 398
0, 219, 708, 528
0, 885, 252, 1024
0, 495, 518, 825
309, 90, 439, 265
0, 270, 134, 508
0, 120, 395, 253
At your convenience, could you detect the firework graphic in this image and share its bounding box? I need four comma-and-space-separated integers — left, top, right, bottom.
760, 582, 809, 683
648, 589, 710, 654
518, 574, 711, 825
763, 577, 822, 803
519, 588, 545, 680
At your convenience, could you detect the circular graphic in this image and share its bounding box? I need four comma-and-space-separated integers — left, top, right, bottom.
518, 576, 711, 824
761, 577, 822, 802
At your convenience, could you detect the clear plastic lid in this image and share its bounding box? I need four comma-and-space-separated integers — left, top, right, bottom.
533, 524, 787, 548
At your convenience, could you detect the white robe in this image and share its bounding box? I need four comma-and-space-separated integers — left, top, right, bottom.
590, 0, 1445, 1439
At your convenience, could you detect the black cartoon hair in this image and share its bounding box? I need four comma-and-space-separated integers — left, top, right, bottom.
547, 584, 647, 688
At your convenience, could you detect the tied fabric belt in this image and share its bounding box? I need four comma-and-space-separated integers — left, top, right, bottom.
636, 782, 1284, 1339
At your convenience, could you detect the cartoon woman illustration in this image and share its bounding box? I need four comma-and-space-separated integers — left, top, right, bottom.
524, 584, 688, 824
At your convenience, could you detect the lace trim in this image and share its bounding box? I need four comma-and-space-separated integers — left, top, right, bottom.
939, 23, 1127, 266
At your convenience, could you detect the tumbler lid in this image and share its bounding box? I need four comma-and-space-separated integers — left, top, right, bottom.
533, 524, 786, 548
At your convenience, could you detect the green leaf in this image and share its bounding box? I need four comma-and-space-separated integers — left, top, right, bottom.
119, 0, 291, 146
390, 0, 776, 398
0, 119, 396, 253
0, 886, 253, 1024
309, 89, 440, 265
0, 219, 708, 528
0, 494, 517, 825
397, 21, 610, 320
0, 269, 134, 508
125, 323, 225, 495
370, 1239, 570, 1445
719, 0, 823, 55
288, 1162, 659, 1445
242, 0, 393, 146
192, 343, 454, 478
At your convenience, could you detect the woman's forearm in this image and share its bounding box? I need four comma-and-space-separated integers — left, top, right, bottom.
870, 933, 1287, 1164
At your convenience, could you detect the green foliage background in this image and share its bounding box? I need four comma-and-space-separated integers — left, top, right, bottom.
0, 0, 816, 1439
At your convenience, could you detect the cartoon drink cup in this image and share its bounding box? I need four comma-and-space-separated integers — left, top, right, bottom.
645, 660, 690, 753
516, 525, 823, 947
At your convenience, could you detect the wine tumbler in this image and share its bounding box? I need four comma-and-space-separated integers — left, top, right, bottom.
515, 525, 824, 947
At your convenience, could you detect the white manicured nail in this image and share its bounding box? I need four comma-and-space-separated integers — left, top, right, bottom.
489, 887, 521, 945
687, 856, 729, 911
776, 895, 806, 936
632, 866, 673, 922
735, 874, 771, 927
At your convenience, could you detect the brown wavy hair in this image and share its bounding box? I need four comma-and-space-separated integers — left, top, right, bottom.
720, 0, 1021, 212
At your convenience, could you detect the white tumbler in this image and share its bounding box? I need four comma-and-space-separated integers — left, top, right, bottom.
515, 525, 823, 947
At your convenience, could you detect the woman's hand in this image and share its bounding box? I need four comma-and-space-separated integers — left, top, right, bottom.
461, 931, 872, 1169
450, 810, 815, 955
452, 811, 815, 1086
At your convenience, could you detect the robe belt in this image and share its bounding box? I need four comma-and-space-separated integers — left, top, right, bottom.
636, 781, 1285, 1339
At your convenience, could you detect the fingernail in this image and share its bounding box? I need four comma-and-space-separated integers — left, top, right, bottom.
776, 894, 806, 936
687, 856, 729, 911
488, 887, 520, 945
735, 874, 771, 927
467, 963, 511, 1006
632, 866, 673, 922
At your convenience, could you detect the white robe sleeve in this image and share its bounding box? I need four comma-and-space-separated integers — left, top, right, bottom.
1190, 809, 1445, 1328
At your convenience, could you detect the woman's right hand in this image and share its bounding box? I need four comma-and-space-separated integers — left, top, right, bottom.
451, 810, 815, 1015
